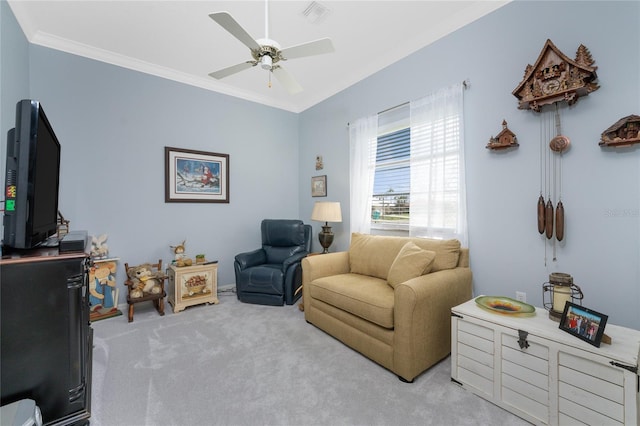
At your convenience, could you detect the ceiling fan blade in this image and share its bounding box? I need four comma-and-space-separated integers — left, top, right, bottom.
280, 38, 334, 60
272, 66, 303, 94
209, 12, 261, 51
209, 62, 256, 79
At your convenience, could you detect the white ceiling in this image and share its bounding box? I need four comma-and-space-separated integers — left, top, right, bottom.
8, 1, 508, 113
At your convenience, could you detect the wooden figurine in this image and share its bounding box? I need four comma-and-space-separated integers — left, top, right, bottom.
599, 114, 640, 147
487, 120, 519, 150
513, 39, 599, 111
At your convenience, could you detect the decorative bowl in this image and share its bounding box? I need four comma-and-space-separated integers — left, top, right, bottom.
475, 296, 535, 316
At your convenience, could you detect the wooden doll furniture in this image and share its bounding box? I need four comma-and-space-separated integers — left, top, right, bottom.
124, 259, 167, 322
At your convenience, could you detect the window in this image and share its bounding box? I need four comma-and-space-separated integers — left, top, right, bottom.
368, 83, 467, 244
409, 108, 463, 238
372, 105, 410, 230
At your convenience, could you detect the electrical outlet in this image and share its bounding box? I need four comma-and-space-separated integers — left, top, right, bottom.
516, 291, 527, 303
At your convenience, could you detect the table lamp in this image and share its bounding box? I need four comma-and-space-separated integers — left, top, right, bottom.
311, 201, 342, 253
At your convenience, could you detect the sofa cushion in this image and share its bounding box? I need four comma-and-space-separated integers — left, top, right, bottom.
387, 242, 436, 288
349, 233, 397, 280
411, 238, 461, 272
308, 273, 394, 329
349, 233, 460, 278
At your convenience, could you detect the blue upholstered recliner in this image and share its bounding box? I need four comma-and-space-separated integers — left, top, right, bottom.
234, 219, 311, 306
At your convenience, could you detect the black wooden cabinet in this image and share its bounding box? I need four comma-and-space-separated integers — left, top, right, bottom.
1, 250, 92, 425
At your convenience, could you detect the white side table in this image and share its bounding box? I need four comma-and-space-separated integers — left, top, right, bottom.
167, 262, 219, 313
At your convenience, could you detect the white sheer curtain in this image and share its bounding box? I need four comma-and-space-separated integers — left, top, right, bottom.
410, 82, 468, 246
349, 115, 378, 234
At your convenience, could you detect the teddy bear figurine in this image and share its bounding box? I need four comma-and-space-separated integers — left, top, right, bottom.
126, 263, 163, 298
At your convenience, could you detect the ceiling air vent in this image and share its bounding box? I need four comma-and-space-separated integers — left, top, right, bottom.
302, 1, 330, 24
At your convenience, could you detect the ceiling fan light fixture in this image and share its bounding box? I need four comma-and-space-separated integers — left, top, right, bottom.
260, 55, 273, 70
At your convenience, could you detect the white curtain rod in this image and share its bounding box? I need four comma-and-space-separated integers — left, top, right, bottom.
347, 79, 469, 127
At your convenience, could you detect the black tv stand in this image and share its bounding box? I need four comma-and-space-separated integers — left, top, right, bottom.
1, 248, 92, 425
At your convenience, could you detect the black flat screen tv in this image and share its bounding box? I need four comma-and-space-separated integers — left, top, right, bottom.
3, 100, 61, 249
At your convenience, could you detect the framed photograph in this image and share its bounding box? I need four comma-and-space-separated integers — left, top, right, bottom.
165, 147, 229, 203
559, 302, 608, 347
311, 175, 327, 197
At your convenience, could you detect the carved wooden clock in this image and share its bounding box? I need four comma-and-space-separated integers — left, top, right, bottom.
513, 40, 600, 249
512, 39, 599, 111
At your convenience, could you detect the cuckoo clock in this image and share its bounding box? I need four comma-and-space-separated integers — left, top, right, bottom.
599, 115, 640, 148
513, 39, 599, 112
487, 120, 519, 150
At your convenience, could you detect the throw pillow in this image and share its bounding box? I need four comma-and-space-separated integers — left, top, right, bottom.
387, 242, 436, 288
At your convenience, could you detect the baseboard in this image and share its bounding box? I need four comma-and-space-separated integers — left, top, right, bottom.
218, 284, 236, 292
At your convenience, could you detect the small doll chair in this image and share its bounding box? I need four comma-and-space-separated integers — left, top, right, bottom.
124, 259, 167, 322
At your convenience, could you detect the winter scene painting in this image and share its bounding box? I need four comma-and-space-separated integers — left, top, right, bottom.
165, 147, 229, 203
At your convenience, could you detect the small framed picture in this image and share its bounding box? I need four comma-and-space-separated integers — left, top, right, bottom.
559, 302, 608, 347
311, 175, 327, 197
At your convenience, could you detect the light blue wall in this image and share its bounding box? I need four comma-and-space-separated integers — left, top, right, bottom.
26, 47, 301, 287
2, 1, 639, 327
1, 0, 30, 183
2, 0, 301, 288
299, 1, 640, 328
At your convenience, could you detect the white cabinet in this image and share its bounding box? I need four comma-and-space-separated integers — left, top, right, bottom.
167, 263, 219, 313
451, 299, 640, 425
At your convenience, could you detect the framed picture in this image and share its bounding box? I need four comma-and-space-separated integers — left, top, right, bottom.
311, 175, 327, 197
559, 302, 608, 347
165, 147, 229, 203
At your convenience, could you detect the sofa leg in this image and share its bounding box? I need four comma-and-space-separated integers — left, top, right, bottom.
398, 375, 414, 383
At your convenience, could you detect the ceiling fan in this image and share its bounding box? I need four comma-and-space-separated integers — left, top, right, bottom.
208, 0, 334, 94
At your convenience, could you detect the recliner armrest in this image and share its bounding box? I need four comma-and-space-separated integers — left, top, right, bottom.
235, 249, 267, 270
282, 251, 308, 271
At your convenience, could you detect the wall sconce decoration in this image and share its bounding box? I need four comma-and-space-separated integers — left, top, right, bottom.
542, 272, 583, 321
315, 155, 324, 170
486, 120, 519, 150
311, 201, 342, 253
599, 114, 640, 148
512, 39, 599, 112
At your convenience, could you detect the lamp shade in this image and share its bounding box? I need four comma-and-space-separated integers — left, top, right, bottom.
311, 202, 342, 223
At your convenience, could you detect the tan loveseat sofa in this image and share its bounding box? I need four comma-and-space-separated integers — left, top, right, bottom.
302, 233, 472, 382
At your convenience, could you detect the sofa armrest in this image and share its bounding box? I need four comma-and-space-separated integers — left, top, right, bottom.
301, 251, 350, 284
458, 248, 470, 268
393, 267, 473, 381
235, 248, 267, 270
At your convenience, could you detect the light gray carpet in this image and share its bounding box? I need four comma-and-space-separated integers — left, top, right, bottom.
90, 292, 529, 426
